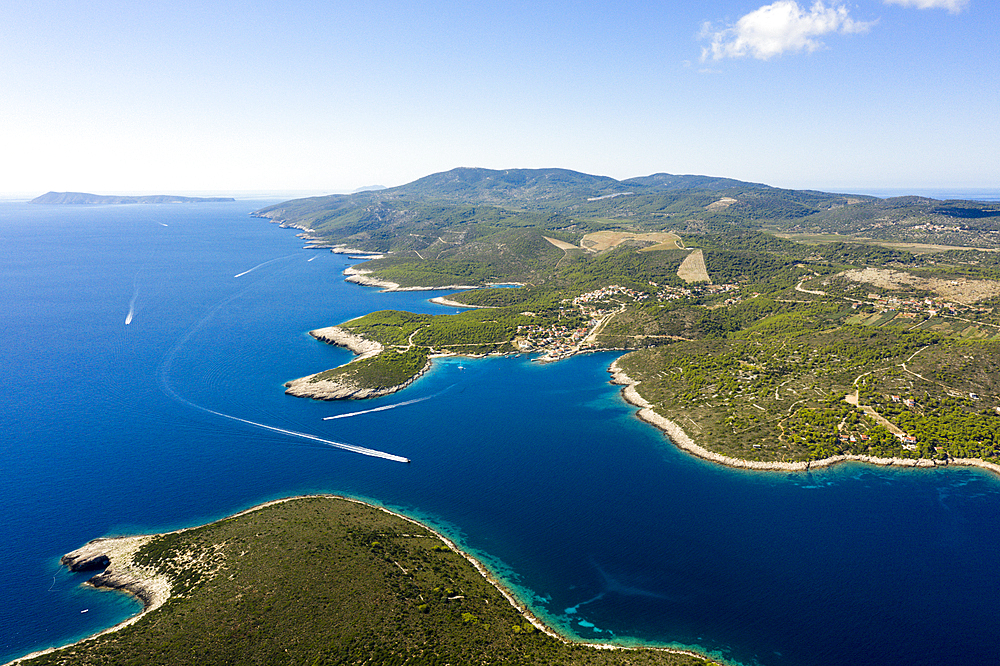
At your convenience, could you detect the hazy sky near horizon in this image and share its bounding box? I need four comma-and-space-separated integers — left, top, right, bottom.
2, 0, 997, 195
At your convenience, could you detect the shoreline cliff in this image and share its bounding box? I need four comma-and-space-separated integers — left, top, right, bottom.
8, 536, 168, 665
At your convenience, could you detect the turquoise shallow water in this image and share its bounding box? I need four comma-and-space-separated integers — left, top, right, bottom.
2, 200, 999, 666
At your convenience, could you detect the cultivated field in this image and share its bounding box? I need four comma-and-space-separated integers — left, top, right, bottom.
579, 231, 683, 253
676, 249, 710, 283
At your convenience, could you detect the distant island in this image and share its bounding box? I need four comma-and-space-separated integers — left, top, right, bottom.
29, 192, 235, 205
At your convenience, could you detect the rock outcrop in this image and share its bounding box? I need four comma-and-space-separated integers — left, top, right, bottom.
283, 325, 430, 400
284, 362, 430, 400
309, 326, 384, 358
60, 536, 169, 611
343, 267, 401, 291
61, 549, 110, 572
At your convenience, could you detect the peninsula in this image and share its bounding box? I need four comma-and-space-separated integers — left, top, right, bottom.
283, 325, 431, 400
29, 192, 235, 204
9, 496, 714, 666
265, 167, 1000, 470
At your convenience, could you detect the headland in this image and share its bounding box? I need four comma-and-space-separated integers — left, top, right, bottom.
6, 496, 714, 666
283, 326, 432, 400
249, 167, 1000, 471
344, 266, 479, 293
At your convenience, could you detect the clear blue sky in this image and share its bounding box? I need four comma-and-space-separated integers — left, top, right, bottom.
1, 0, 996, 195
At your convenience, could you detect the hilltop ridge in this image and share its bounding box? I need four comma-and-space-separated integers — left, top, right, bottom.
256, 166, 1000, 469
253, 167, 1000, 255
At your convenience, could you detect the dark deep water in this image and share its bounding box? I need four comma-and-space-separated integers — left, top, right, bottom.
1, 200, 998, 666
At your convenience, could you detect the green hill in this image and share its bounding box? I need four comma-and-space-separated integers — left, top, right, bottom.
264, 168, 1000, 467
21, 497, 712, 666
253, 168, 1000, 264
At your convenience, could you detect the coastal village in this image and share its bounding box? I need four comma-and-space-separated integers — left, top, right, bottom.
514, 282, 739, 361
514, 285, 648, 361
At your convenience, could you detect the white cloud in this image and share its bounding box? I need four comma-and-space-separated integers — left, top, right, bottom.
883, 0, 969, 12
701, 1, 873, 61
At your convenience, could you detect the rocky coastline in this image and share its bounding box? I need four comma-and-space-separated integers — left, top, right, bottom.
309, 325, 384, 358
343, 266, 479, 293
284, 361, 431, 400
429, 295, 482, 308
250, 213, 327, 248
608, 358, 1000, 476
60, 538, 169, 610
9, 496, 711, 666
283, 326, 430, 400
8, 536, 169, 665
343, 266, 401, 291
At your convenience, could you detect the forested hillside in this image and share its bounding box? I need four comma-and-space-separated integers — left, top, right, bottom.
260, 168, 1000, 467
23, 498, 713, 666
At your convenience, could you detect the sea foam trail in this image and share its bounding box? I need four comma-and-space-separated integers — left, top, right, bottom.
193, 403, 410, 463
159, 260, 410, 463
234, 261, 270, 278
234, 254, 296, 278
125, 284, 139, 325
323, 391, 443, 420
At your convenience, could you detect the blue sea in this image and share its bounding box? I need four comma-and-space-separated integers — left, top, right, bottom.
2, 200, 1000, 666
844, 188, 1000, 202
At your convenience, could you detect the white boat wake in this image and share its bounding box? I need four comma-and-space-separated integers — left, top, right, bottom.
323, 394, 435, 420
323, 385, 454, 421
159, 267, 410, 463
195, 403, 410, 463
234, 254, 296, 278
162, 360, 410, 463
125, 283, 139, 325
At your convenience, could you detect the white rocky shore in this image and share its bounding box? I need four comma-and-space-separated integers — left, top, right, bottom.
310, 325, 384, 358
343, 266, 479, 293
429, 295, 482, 308
283, 326, 430, 400
7, 536, 168, 665
6, 495, 712, 666
59, 537, 171, 610
608, 359, 1000, 475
